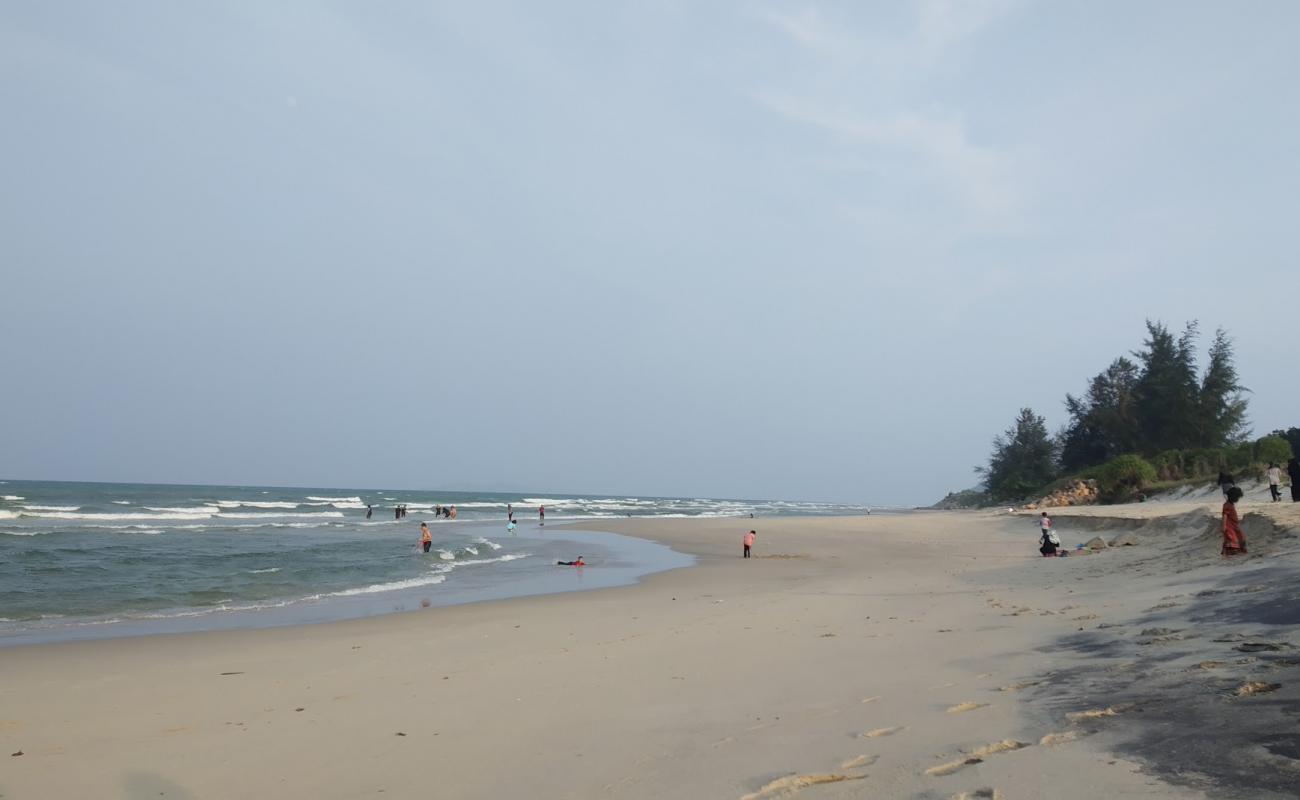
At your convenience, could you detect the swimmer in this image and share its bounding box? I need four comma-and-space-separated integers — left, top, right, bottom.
556, 556, 585, 567
420, 522, 432, 553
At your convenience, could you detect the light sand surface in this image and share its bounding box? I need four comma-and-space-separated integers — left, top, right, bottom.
3, 505, 1298, 799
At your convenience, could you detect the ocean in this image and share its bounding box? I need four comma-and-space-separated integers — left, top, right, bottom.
0, 480, 878, 644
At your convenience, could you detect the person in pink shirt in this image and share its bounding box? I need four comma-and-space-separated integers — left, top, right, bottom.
743, 530, 756, 558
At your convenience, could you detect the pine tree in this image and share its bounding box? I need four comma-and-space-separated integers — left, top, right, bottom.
1059, 357, 1140, 471
1132, 320, 1201, 452
980, 408, 1057, 501
1197, 328, 1249, 446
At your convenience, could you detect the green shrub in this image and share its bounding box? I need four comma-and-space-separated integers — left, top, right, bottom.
1255, 435, 1294, 466
1186, 448, 1226, 477
1093, 454, 1158, 499
1225, 442, 1255, 471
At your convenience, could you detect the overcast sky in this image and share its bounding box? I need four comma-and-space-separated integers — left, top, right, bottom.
3, 1, 1297, 506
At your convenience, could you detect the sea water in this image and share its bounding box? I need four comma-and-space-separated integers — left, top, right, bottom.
0, 480, 879, 644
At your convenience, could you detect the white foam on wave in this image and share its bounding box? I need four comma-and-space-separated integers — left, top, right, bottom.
218, 511, 344, 519
331, 502, 367, 510
21, 505, 80, 512
328, 573, 448, 596
249, 567, 281, 574
25, 511, 219, 521
463, 545, 479, 556
215, 500, 300, 509
111, 500, 132, 505
0, 510, 19, 520
305, 496, 362, 503
437, 549, 455, 560
2, 495, 26, 501
473, 537, 503, 551
144, 505, 221, 514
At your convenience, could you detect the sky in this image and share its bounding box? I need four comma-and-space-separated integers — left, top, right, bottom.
2, 1, 1298, 506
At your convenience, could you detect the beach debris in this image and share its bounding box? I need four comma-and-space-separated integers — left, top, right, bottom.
395, 732, 406, 736
219, 671, 244, 676
946, 702, 989, 714
862, 726, 905, 738
860, 696, 881, 704
1141, 627, 1181, 636
999, 680, 1040, 692
1235, 682, 1281, 697
1083, 537, 1108, 550
840, 754, 879, 770
294, 707, 305, 712
11, 750, 23, 757
739, 772, 865, 800
1066, 704, 1133, 722
819, 633, 836, 638
952, 790, 1002, 800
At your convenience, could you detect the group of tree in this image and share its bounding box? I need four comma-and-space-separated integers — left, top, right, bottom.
979, 320, 1288, 502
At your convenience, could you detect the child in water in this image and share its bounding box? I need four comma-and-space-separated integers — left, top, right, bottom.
507, 519, 517, 535
420, 522, 432, 553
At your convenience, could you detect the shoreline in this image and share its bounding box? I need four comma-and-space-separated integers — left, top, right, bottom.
0, 526, 694, 648
2, 507, 1297, 798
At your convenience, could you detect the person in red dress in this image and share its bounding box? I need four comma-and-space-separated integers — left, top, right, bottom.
1221, 486, 1247, 556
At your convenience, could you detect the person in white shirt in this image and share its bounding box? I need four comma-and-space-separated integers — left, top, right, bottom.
1267, 463, 1283, 503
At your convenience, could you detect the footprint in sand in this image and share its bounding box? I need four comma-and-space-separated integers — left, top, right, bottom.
840, 754, 879, 769
1065, 704, 1134, 723
739, 773, 865, 800
946, 702, 989, 714
925, 740, 1029, 777
862, 726, 905, 738
1039, 730, 1083, 746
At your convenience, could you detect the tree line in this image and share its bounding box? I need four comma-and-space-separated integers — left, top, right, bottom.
979, 321, 1292, 501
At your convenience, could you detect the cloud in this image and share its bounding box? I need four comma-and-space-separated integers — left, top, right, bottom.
754, 91, 1023, 232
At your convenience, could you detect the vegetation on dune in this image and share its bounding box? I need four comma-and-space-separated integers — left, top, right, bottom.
974, 320, 1291, 504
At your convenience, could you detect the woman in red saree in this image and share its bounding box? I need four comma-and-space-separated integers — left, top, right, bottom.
1221, 486, 1247, 556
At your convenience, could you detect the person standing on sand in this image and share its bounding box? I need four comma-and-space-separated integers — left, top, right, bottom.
1221, 486, 1247, 556
743, 529, 756, 558
1218, 470, 1235, 498
1267, 463, 1283, 503
1289, 458, 1300, 502
420, 522, 433, 554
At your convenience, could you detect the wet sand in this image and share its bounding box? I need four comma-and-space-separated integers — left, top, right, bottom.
2, 504, 1297, 799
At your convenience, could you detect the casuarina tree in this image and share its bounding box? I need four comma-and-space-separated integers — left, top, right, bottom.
980, 408, 1057, 501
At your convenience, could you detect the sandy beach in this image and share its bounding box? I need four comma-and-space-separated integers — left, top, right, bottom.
3, 504, 1298, 799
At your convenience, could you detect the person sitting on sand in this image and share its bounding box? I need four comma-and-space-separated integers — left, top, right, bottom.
1221, 486, 1247, 557
743, 529, 756, 558
557, 556, 585, 567
1039, 527, 1060, 557
420, 522, 433, 553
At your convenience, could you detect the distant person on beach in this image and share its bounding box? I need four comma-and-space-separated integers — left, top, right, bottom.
557, 556, 585, 566
420, 522, 432, 553
1039, 512, 1052, 536
1221, 486, 1247, 556
1218, 470, 1235, 498
1267, 463, 1283, 502
539, 505, 545, 526
743, 529, 756, 558
1289, 458, 1300, 502
366, 504, 373, 520
449, 505, 457, 520
507, 503, 513, 521
395, 506, 401, 520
